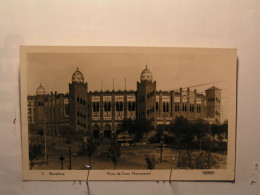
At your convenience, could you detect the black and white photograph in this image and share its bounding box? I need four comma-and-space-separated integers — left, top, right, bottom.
20, 46, 237, 181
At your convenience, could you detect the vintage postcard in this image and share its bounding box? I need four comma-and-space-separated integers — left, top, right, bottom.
20, 46, 237, 181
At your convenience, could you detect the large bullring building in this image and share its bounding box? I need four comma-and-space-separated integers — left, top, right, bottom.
28, 66, 222, 138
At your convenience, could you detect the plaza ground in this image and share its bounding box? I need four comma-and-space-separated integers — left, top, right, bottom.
30, 135, 227, 170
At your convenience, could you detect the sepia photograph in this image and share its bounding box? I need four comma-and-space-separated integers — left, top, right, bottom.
20, 46, 237, 181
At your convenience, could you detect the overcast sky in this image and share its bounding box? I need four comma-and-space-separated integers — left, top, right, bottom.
27, 47, 236, 105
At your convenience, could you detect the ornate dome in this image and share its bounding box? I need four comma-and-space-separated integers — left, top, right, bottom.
36, 84, 46, 95
140, 65, 153, 82
72, 67, 84, 83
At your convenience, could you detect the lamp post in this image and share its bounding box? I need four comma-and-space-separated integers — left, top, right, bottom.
160, 114, 166, 162
59, 154, 65, 170
44, 107, 47, 161
68, 147, 72, 170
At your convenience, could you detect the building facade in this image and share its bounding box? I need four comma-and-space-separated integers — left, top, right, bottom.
28, 66, 222, 138
29, 84, 70, 136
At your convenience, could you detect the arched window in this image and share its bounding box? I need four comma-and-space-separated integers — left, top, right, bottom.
132, 102, 135, 111
116, 102, 119, 111
120, 102, 123, 111
78, 120, 80, 125
104, 102, 108, 111
108, 102, 111, 111
163, 103, 166, 112
77, 96, 79, 102
128, 102, 131, 111
83, 114, 86, 119
96, 102, 99, 112
77, 111, 80, 116
156, 102, 159, 111
93, 103, 96, 112
166, 102, 169, 112
182, 103, 187, 112
81, 112, 83, 117
80, 98, 82, 104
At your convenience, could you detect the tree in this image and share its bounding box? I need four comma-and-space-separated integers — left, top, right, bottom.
221, 120, 228, 140
145, 154, 156, 169
169, 116, 192, 166
85, 137, 97, 167
107, 138, 121, 169
134, 119, 153, 142
121, 118, 135, 138
191, 118, 209, 152
37, 129, 44, 137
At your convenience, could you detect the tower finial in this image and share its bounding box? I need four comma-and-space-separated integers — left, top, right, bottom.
77, 67, 79, 71
146, 64, 147, 69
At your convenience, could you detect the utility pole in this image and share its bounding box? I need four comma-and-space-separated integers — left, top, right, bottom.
113, 78, 114, 91
125, 78, 126, 91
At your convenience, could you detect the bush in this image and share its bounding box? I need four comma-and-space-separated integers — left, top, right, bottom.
145, 154, 157, 169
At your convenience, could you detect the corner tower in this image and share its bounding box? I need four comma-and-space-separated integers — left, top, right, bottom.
69, 68, 89, 135
35, 84, 46, 130
205, 86, 221, 123
136, 66, 156, 128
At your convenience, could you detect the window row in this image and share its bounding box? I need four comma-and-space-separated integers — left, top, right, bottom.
215, 110, 220, 116
93, 102, 100, 112
116, 102, 123, 112
93, 102, 136, 112
155, 102, 170, 112
77, 96, 86, 105
175, 103, 180, 112
77, 111, 86, 119
208, 97, 220, 103
147, 91, 155, 99
128, 102, 136, 111
163, 102, 169, 112
104, 102, 112, 112
147, 107, 155, 115
38, 101, 44, 106
77, 120, 86, 128
197, 104, 201, 113
138, 111, 145, 118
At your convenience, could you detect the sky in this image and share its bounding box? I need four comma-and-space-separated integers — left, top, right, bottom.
26, 47, 236, 98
